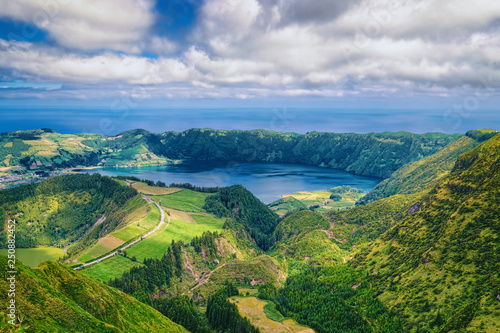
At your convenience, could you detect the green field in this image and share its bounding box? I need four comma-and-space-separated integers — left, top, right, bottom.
271, 187, 366, 214
78, 201, 161, 263
113, 224, 147, 241
127, 215, 225, 261
153, 190, 210, 212
81, 254, 143, 282
137, 203, 161, 229
263, 301, 285, 323
78, 242, 116, 263
0, 247, 66, 268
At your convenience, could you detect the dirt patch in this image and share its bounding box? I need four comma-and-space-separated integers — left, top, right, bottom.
98, 234, 124, 249
352, 282, 361, 289
215, 237, 237, 257
201, 247, 207, 260
183, 250, 199, 279
250, 278, 264, 286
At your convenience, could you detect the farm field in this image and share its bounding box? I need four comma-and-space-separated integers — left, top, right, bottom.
272, 186, 366, 214
126, 213, 225, 261
80, 254, 143, 282
153, 189, 211, 212
77, 199, 159, 263
132, 181, 182, 195
230, 296, 313, 333
0, 247, 66, 268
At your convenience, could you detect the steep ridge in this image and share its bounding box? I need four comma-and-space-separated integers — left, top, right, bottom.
204, 185, 279, 250
0, 257, 188, 332
352, 133, 500, 332
360, 129, 498, 204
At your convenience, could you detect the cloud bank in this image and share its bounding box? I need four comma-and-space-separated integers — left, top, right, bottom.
0, 0, 499, 101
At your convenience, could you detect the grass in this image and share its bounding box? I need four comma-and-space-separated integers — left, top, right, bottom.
276, 189, 365, 214
238, 288, 259, 296
80, 254, 143, 282
198, 256, 285, 296
78, 200, 162, 262
0, 247, 66, 268
263, 301, 285, 322
78, 242, 116, 263
229, 296, 313, 333
153, 189, 210, 212
127, 215, 225, 261
113, 224, 146, 241
191, 214, 226, 227
132, 182, 182, 195
136, 203, 161, 230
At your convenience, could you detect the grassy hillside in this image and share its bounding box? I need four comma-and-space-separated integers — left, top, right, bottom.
352, 133, 500, 332
0, 256, 188, 332
229, 295, 313, 333
325, 192, 423, 250
360, 135, 480, 204
273, 210, 329, 242
267, 197, 307, 216
0, 174, 137, 251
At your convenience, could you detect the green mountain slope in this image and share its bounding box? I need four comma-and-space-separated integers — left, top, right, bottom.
273, 210, 329, 242
0, 257, 188, 332
0, 128, 461, 179
325, 192, 422, 250
0, 174, 137, 250
352, 133, 500, 332
360, 135, 480, 204
204, 185, 279, 250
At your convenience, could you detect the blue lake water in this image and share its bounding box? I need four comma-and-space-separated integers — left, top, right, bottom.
81, 161, 382, 204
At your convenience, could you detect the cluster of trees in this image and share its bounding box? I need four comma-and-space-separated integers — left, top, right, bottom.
191, 231, 219, 258
203, 185, 279, 250
168, 183, 220, 193
206, 283, 260, 333
152, 296, 213, 333
113, 176, 220, 193
272, 265, 403, 333
108, 243, 180, 295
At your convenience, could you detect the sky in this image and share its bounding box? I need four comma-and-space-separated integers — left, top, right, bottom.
0, 0, 499, 133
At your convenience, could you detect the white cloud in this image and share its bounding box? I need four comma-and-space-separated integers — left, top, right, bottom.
0, 0, 499, 100
0, 40, 189, 84
0, 0, 165, 53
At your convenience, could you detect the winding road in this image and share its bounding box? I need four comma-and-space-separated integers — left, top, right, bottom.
74, 195, 167, 270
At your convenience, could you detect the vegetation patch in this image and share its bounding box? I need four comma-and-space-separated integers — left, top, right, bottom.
0, 247, 65, 268
132, 181, 182, 195
112, 224, 146, 242
154, 189, 210, 212
230, 296, 312, 333
127, 217, 225, 261
81, 254, 143, 282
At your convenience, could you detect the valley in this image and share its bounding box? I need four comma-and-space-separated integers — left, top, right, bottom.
0, 128, 499, 332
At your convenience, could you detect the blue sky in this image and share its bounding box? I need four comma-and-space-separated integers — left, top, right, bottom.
0, 0, 499, 133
